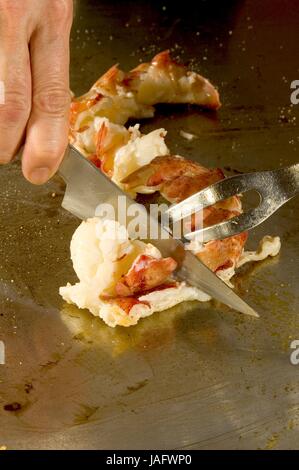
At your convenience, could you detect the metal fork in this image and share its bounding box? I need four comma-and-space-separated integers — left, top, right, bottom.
166, 163, 299, 242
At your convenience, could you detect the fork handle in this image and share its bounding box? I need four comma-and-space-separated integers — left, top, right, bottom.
277, 163, 299, 199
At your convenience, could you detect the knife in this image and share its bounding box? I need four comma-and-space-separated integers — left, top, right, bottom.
58, 145, 258, 317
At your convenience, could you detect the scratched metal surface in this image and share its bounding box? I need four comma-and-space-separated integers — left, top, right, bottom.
0, 0, 298, 450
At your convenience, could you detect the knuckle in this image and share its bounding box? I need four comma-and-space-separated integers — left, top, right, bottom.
0, 90, 30, 125
49, 0, 73, 24
0, 0, 22, 14
0, 0, 26, 28
33, 87, 70, 117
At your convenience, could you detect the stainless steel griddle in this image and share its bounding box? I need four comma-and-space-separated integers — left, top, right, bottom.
0, 0, 298, 450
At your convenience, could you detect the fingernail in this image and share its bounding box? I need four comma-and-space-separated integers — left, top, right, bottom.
28, 167, 51, 185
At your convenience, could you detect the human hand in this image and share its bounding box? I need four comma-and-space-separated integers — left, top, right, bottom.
0, 0, 73, 184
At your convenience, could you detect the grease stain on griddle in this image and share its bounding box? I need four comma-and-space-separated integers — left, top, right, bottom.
40, 355, 61, 370
126, 379, 149, 394
39, 348, 72, 371
73, 404, 100, 425
24, 382, 34, 394
3, 400, 31, 415
73, 332, 93, 344
223, 166, 244, 174
3, 402, 22, 412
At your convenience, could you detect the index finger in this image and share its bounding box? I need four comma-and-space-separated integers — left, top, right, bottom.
22, 0, 73, 184
0, 7, 32, 163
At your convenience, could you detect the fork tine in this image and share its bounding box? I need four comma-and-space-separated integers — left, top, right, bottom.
184, 213, 251, 243
166, 173, 252, 222
184, 203, 275, 243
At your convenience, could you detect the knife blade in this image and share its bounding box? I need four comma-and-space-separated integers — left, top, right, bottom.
58, 145, 258, 317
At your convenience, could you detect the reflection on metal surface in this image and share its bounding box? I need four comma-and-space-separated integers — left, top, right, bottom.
0, 0, 298, 450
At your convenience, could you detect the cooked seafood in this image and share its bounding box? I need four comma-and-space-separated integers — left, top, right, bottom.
115, 254, 177, 297
60, 52, 281, 327
60, 218, 211, 327
123, 154, 247, 275
70, 50, 220, 162
122, 155, 226, 201
70, 50, 220, 132
60, 217, 280, 327
121, 50, 220, 108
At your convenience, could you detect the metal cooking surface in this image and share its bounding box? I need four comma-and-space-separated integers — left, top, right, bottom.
0, 0, 298, 450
